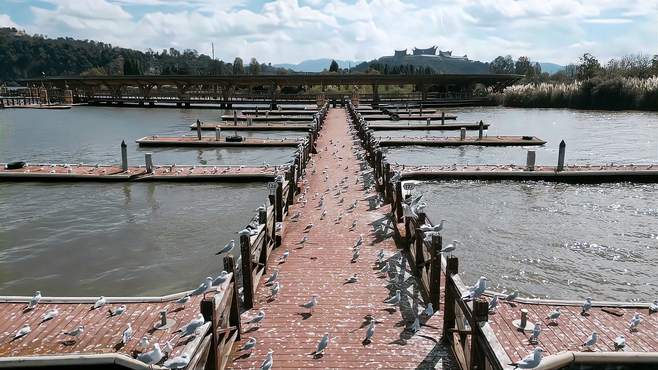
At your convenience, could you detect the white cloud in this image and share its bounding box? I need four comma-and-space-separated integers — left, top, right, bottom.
11, 0, 657, 65
0, 14, 19, 28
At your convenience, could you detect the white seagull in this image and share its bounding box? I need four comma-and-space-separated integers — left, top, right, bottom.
216, 240, 235, 255
212, 271, 229, 286
260, 349, 273, 370
583, 332, 598, 351
247, 310, 266, 326
92, 296, 107, 310
40, 308, 59, 323
137, 343, 164, 365
581, 297, 592, 315
13, 324, 31, 340
190, 277, 213, 296
462, 276, 487, 301
613, 335, 626, 351
164, 353, 190, 369
239, 337, 257, 352
265, 270, 278, 285
121, 323, 133, 345
546, 308, 561, 324
529, 323, 541, 344
313, 333, 330, 355
300, 295, 319, 313
26, 290, 42, 310
178, 314, 205, 337
629, 313, 642, 331
511, 348, 544, 369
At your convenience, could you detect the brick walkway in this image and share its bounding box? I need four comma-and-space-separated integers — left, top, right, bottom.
229, 108, 455, 369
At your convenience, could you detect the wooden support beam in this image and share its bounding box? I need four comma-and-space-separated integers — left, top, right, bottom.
240, 233, 254, 309
429, 233, 442, 310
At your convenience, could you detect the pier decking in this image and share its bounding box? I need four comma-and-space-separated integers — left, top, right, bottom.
379, 136, 546, 147
228, 108, 454, 369
393, 164, 658, 183
356, 108, 437, 115
363, 114, 457, 121
368, 123, 490, 131
0, 164, 283, 182
136, 136, 302, 147
189, 123, 313, 131
220, 115, 311, 122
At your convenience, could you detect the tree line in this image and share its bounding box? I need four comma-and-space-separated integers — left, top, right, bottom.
0, 28, 290, 82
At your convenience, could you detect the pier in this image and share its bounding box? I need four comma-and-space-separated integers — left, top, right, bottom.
136, 136, 302, 148
219, 115, 312, 122
379, 136, 546, 147
363, 113, 458, 121
189, 123, 314, 131
368, 122, 490, 131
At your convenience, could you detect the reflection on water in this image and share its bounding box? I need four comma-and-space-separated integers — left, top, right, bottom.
0, 182, 268, 296
0, 106, 304, 165
383, 107, 658, 165
416, 180, 658, 301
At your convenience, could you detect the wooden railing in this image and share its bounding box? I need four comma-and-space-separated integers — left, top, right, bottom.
346, 100, 504, 370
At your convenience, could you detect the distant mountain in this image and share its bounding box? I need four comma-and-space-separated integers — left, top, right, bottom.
539, 62, 565, 74
274, 59, 363, 72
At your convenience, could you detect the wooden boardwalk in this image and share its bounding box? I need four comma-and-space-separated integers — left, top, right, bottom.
189, 123, 313, 131
363, 114, 457, 121
221, 115, 311, 122
229, 108, 455, 369
136, 136, 301, 147
368, 123, 489, 131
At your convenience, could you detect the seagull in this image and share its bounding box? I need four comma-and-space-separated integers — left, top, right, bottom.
345, 274, 358, 284
384, 290, 401, 309
298, 235, 308, 246
247, 310, 266, 326
121, 323, 133, 345
410, 317, 421, 333
462, 276, 487, 301
92, 296, 106, 310
278, 250, 289, 262
178, 314, 205, 337
163, 353, 190, 369
290, 212, 301, 222
351, 249, 360, 262
265, 270, 278, 285
313, 333, 330, 356
216, 240, 235, 255
629, 313, 642, 331
581, 297, 592, 315
270, 282, 280, 299
546, 308, 561, 324
349, 220, 357, 231
137, 343, 164, 365
529, 323, 541, 344
320, 209, 327, 220
213, 271, 229, 286
353, 235, 363, 249
613, 335, 626, 351
136, 336, 150, 352
441, 240, 458, 256
488, 295, 499, 312
649, 300, 658, 315
260, 350, 273, 370
583, 332, 598, 351
364, 321, 375, 342
62, 325, 84, 341
190, 277, 213, 296
40, 308, 59, 323
300, 295, 318, 313
422, 303, 434, 317
303, 223, 314, 233
26, 290, 41, 310
175, 294, 190, 307
504, 291, 519, 303
511, 348, 544, 369
239, 337, 257, 352
13, 324, 31, 340
419, 220, 446, 233
108, 305, 126, 317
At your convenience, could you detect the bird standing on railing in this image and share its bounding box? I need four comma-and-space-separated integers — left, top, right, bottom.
510, 348, 543, 369
462, 276, 487, 301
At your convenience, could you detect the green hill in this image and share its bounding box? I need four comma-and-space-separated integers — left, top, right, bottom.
353, 54, 490, 74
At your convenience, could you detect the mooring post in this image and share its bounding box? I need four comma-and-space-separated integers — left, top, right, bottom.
426, 118, 431, 126
413, 211, 426, 262
240, 232, 254, 309
383, 162, 392, 204
196, 119, 202, 140
557, 140, 566, 171
200, 295, 217, 370
144, 153, 153, 173
441, 111, 445, 125
526, 151, 536, 171
255, 106, 259, 117
394, 180, 403, 222
471, 298, 489, 370
120, 140, 128, 171
442, 256, 459, 342
248, 117, 253, 126
233, 110, 238, 126
223, 255, 241, 341
375, 150, 383, 186
420, 103, 423, 116
430, 233, 442, 310
215, 127, 221, 141
460, 128, 466, 141
478, 120, 484, 140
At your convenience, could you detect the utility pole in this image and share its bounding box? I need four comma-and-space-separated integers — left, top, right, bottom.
211, 42, 215, 60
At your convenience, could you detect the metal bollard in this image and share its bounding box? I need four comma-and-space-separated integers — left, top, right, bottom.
557, 140, 566, 171
526, 151, 536, 171
120, 140, 128, 171
460, 128, 466, 141
159, 310, 167, 327
145, 153, 153, 173
520, 309, 528, 329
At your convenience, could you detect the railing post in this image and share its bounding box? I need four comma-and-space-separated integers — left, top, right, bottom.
275, 180, 283, 247
223, 255, 241, 341
258, 207, 269, 274
383, 162, 392, 204
394, 180, 403, 222
200, 294, 217, 370
429, 234, 442, 310
240, 233, 254, 309
442, 256, 459, 342
414, 212, 426, 266
470, 298, 489, 370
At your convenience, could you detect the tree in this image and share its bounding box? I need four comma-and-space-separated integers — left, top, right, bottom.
248, 57, 261, 75
329, 59, 339, 72
489, 55, 515, 74
577, 53, 600, 80
232, 57, 244, 75
514, 56, 533, 76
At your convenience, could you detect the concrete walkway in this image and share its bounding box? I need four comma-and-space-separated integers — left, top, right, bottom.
229, 108, 454, 369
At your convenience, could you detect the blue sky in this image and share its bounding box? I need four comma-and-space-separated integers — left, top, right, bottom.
0, 0, 656, 65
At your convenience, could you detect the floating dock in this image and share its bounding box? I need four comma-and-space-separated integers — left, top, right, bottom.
220, 115, 311, 122
356, 108, 437, 115
363, 113, 457, 121
136, 136, 301, 147
189, 122, 313, 131
368, 122, 490, 131
237, 109, 316, 115
0, 276, 238, 370
0, 164, 282, 182
393, 164, 658, 183
379, 135, 546, 147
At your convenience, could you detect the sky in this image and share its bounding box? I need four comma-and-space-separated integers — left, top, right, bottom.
0, 0, 656, 65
